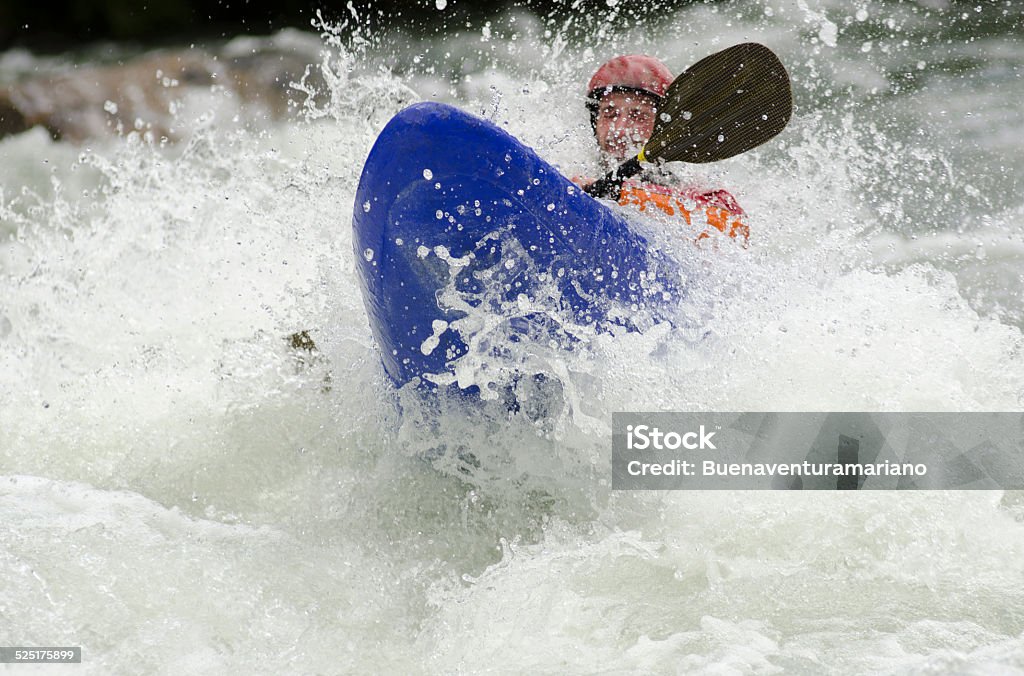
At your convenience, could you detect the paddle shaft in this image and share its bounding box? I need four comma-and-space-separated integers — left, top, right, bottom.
583, 156, 643, 199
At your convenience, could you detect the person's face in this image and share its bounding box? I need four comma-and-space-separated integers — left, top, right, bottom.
594, 90, 658, 161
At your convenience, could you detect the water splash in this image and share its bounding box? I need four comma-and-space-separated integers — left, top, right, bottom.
2, 2, 1024, 672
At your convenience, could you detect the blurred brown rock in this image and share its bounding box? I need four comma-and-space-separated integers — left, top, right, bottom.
0, 32, 324, 143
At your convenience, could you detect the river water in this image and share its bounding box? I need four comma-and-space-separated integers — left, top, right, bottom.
2, 0, 1023, 673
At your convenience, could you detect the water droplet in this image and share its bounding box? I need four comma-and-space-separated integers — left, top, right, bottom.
363, 248, 374, 261
717, 134, 725, 142
420, 320, 449, 355
435, 0, 447, 9
435, 210, 444, 219
423, 168, 433, 180
682, 111, 693, 120
546, 203, 555, 211
362, 201, 371, 212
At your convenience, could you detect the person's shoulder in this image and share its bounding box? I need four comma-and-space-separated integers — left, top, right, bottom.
636, 168, 744, 215
676, 187, 744, 215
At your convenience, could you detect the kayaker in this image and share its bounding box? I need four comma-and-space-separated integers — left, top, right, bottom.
582, 54, 748, 244
586, 54, 670, 166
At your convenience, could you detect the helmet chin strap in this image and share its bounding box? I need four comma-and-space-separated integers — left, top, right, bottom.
600, 129, 649, 166
599, 153, 622, 173
600, 145, 644, 171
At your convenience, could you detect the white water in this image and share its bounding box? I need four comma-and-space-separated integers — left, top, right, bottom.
2, 1, 1024, 673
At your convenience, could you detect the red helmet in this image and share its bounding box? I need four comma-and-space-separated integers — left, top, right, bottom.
586, 54, 673, 102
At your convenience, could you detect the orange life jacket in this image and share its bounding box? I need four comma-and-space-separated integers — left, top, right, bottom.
574, 177, 749, 247
616, 181, 749, 247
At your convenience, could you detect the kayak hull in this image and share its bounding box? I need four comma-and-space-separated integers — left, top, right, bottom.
352, 102, 680, 386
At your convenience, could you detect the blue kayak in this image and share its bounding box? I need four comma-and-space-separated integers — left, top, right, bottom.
352, 102, 682, 387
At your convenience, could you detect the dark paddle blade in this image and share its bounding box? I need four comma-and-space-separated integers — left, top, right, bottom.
645, 42, 792, 164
